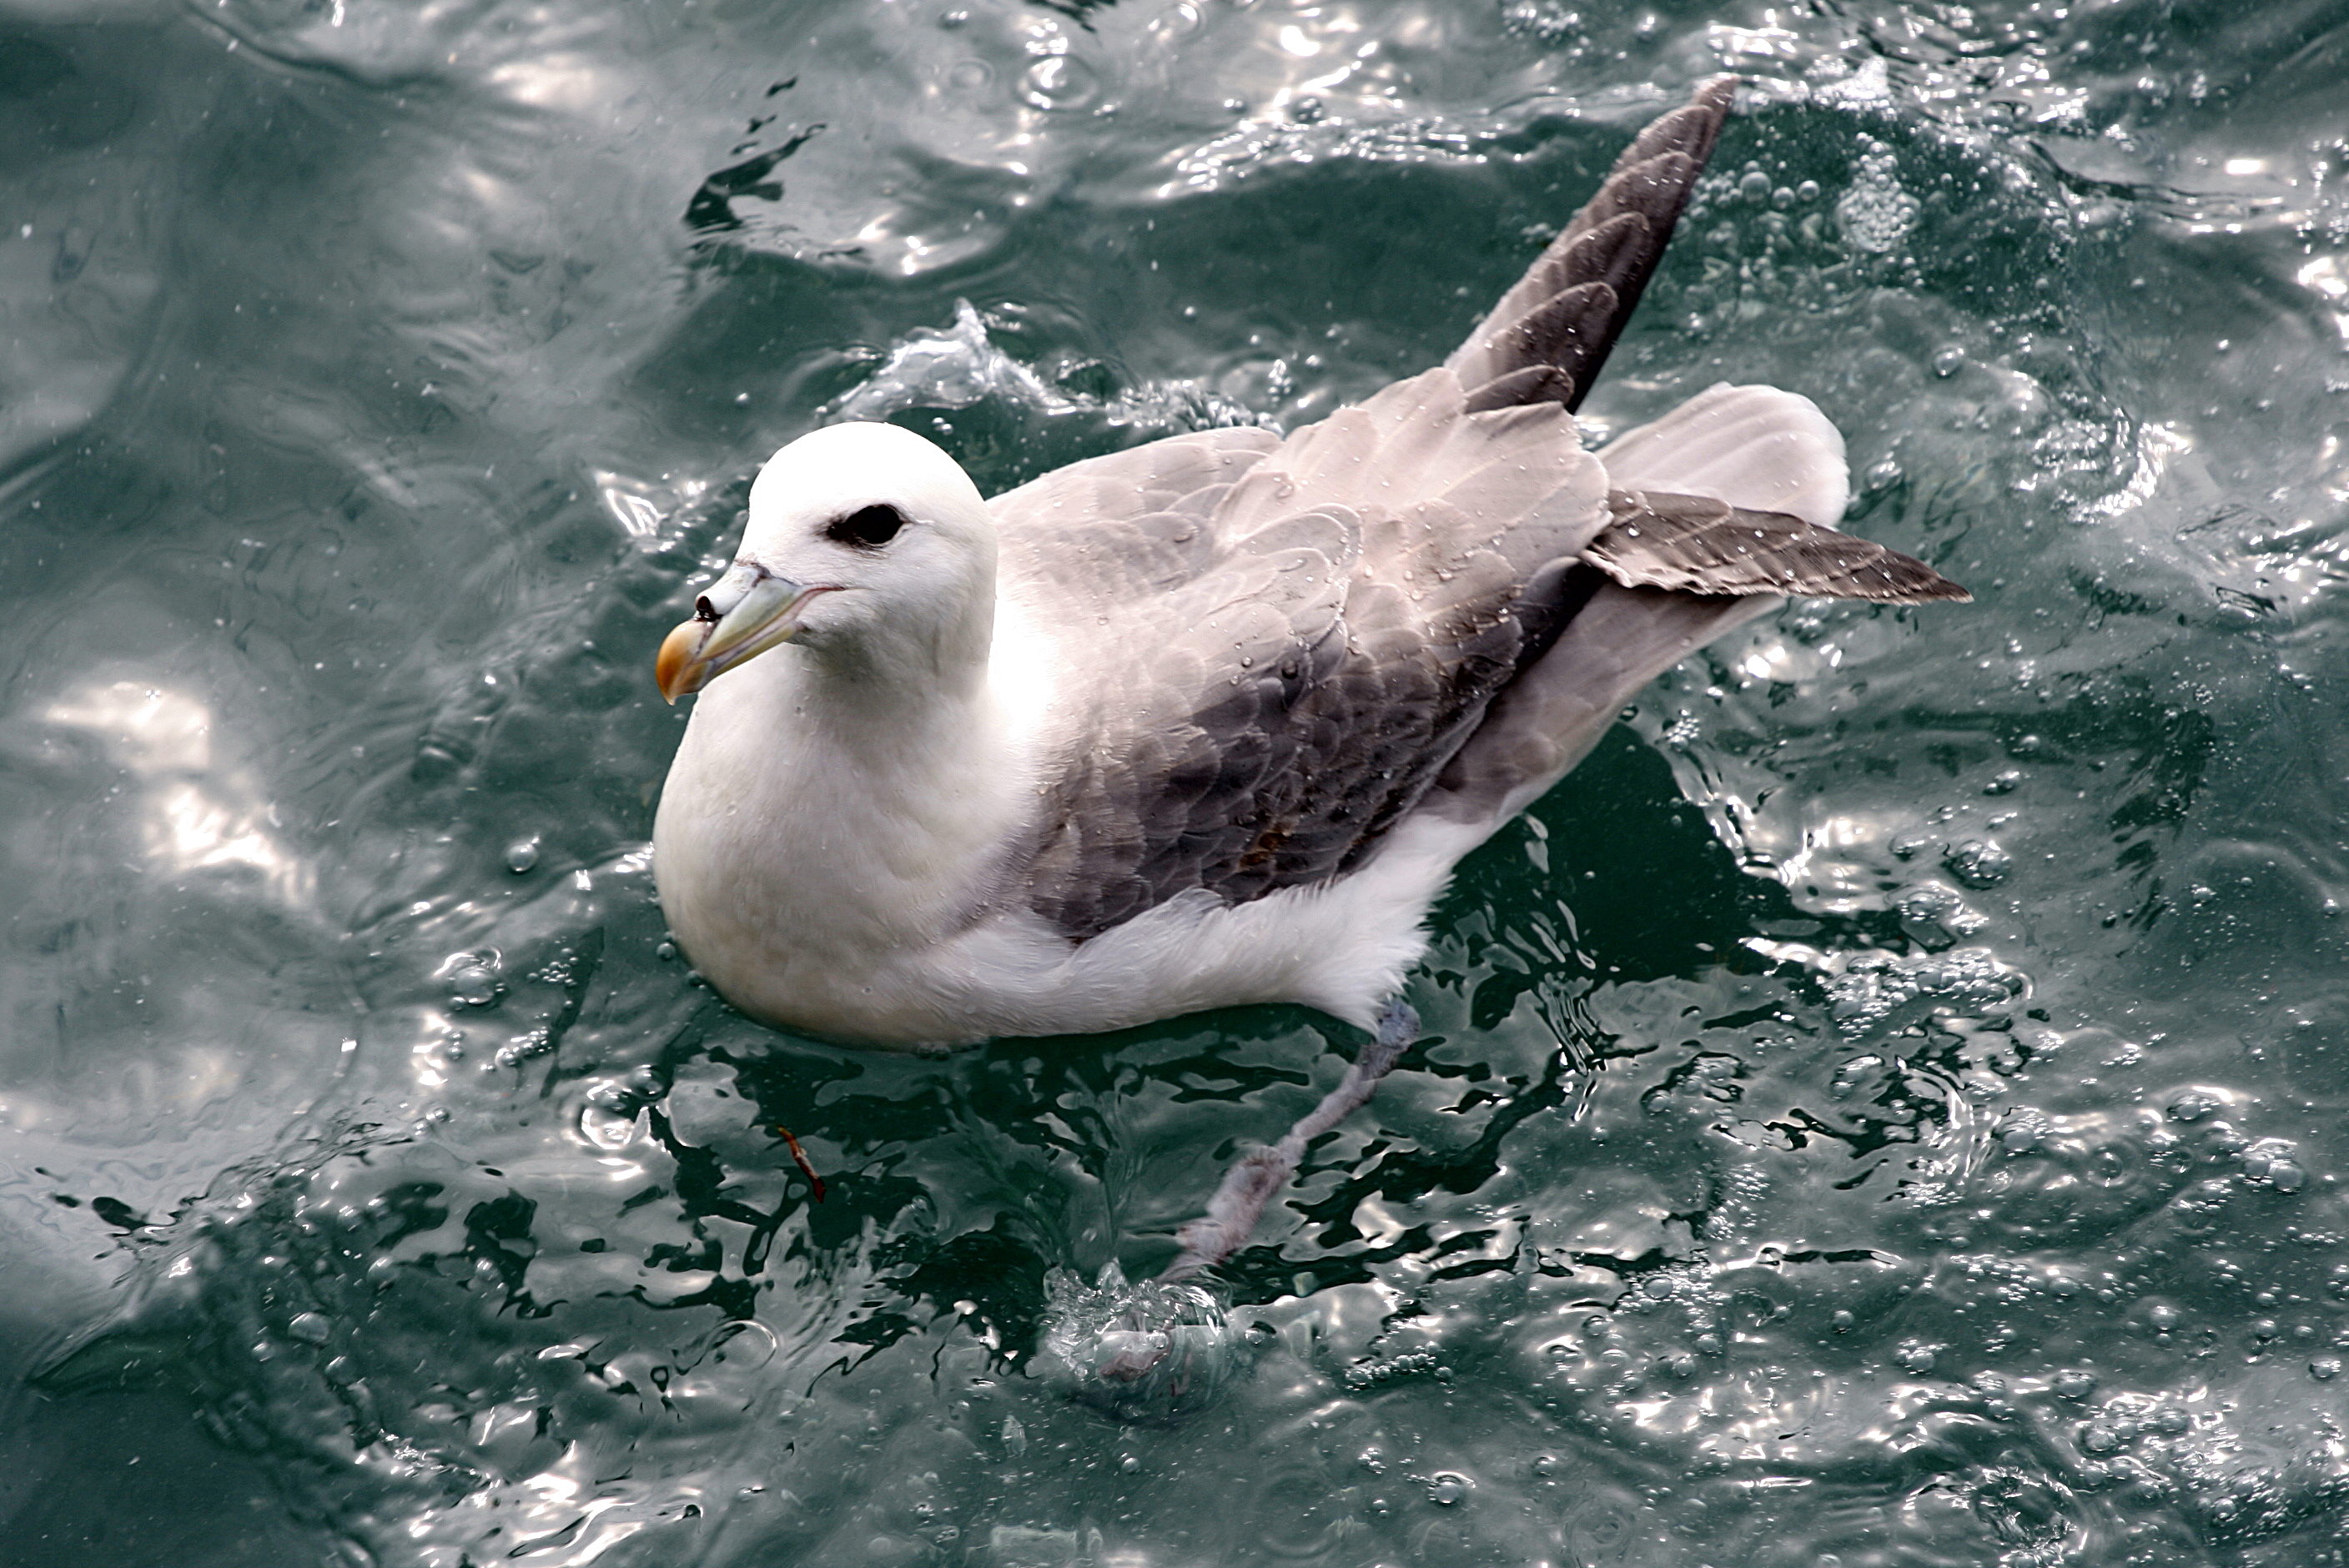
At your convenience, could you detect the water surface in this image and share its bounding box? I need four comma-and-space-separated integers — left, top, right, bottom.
6, 1, 2349, 1564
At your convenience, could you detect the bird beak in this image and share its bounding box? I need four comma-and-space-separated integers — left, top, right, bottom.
656, 561, 842, 702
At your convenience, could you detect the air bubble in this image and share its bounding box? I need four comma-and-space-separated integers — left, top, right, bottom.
1944, 838, 2012, 887
579, 1082, 645, 1149
447, 963, 499, 1008
2080, 1422, 2128, 1455
503, 837, 541, 874
1428, 1472, 1470, 1506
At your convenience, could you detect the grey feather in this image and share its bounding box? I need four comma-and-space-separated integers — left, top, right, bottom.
1422, 583, 1774, 826
994, 372, 1607, 941
1587, 489, 1971, 601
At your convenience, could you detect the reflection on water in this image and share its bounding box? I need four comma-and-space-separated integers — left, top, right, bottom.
7, 0, 2349, 1564
43, 680, 310, 905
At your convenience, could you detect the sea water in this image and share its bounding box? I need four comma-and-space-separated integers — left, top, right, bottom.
5, 1, 2349, 1564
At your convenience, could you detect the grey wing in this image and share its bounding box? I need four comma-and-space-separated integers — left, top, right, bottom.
1587, 488, 1969, 601
1584, 383, 1967, 601
996, 370, 1611, 942
991, 424, 1287, 606
1446, 75, 1734, 414
1422, 384, 1969, 831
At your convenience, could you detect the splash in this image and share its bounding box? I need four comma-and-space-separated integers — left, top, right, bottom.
822, 299, 1272, 435
1039, 1261, 1246, 1424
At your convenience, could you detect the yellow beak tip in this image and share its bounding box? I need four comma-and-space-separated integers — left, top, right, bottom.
656, 620, 707, 703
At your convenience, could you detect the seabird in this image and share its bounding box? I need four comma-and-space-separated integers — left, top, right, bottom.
650, 78, 1965, 1346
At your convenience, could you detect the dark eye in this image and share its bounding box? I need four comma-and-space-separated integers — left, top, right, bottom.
825, 503, 907, 549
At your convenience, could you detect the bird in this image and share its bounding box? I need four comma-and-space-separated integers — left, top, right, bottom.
648, 78, 1966, 1381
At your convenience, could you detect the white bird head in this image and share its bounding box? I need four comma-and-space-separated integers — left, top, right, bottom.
656, 422, 998, 701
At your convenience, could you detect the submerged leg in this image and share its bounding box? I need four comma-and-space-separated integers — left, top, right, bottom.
1040, 999, 1421, 1420
1163, 998, 1420, 1281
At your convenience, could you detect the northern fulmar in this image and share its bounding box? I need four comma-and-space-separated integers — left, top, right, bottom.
649, 78, 1966, 1375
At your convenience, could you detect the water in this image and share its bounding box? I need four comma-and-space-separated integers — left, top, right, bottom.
4, 0, 2349, 1563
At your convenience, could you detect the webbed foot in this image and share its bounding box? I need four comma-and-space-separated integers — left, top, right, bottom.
1039, 1262, 1241, 1423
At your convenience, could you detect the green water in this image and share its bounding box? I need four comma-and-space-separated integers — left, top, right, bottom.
6, 1, 2349, 1564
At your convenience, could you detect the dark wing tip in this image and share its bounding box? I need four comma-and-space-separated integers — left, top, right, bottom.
1614, 74, 1738, 178
1451, 77, 1743, 412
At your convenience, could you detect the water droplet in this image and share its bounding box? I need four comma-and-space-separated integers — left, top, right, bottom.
1019, 54, 1099, 112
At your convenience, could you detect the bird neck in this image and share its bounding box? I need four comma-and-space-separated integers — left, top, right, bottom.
654, 591, 1039, 981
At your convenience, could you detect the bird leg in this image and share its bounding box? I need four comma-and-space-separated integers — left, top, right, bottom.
1161, 997, 1419, 1282
1039, 999, 1420, 1420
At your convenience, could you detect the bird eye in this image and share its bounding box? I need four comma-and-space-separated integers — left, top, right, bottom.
826, 503, 907, 549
